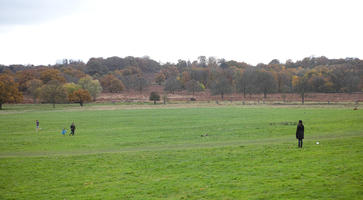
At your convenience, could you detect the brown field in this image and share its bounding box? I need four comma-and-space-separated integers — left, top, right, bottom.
22, 85, 362, 104
95, 85, 362, 103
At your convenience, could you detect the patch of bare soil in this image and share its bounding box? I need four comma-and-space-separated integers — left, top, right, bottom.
96, 85, 362, 103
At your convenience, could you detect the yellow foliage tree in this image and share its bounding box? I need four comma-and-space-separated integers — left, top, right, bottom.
40, 80, 67, 108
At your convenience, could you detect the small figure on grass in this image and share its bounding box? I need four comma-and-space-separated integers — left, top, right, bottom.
36, 120, 40, 132
61, 128, 67, 136
70, 122, 76, 136
296, 120, 304, 148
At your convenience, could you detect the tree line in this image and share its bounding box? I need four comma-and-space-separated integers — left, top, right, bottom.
0, 56, 362, 108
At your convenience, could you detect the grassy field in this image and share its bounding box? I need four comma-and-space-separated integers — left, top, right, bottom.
0, 103, 362, 199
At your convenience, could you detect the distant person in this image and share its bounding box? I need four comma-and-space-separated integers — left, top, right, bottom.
62, 128, 67, 136
70, 122, 76, 136
296, 120, 304, 148
36, 120, 40, 132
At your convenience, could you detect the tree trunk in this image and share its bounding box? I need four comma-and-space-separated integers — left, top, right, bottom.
243, 88, 246, 98
221, 92, 224, 100
154, 100, 156, 104
0, 103, 2, 110
301, 91, 305, 105
80, 101, 83, 107
264, 90, 267, 98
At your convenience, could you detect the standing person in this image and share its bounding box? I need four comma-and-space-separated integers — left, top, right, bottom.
70, 122, 76, 136
296, 120, 304, 148
36, 120, 40, 132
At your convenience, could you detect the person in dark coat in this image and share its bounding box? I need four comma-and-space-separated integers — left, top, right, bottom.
296, 120, 304, 148
70, 122, 76, 136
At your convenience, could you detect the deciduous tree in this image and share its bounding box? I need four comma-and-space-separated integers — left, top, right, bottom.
40, 68, 66, 84
190, 67, 209, 87
161, 66, 179, 80
86, 58, 108, 76
40, 80, 67, 108
198, 56, 207, 68
100, 74, 124, 93
78, 76, 103, 101
155, 72, 166, 85
15, 69, 37, 91
63, 82, 81, 102
210, 74, 233, 100
131, 74, 148, 94
236, 70, 254, 98
181, 71, 191, 86
185, 80, 204, 96
255, 71, 277, 98
164, 77, 182, 94
0, 74, 23, 109
121, 66, 141, 76
26, 79, 43, 103
149, 91, 160, 104
61, 67, 86, 83
69, 89, 92, 106
292, 75, 308, 104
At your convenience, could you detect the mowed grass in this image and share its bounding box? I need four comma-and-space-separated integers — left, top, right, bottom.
0, 104, 362, 199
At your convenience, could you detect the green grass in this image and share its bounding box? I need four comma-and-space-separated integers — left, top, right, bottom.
0, 104, 362, 199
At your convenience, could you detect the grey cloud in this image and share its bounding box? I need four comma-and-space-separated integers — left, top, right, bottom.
0, 0, 81, 25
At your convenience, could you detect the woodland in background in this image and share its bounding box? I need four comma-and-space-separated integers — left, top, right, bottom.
0, 56, 362, 108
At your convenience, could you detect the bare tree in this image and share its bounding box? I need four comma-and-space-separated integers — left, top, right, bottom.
255, 71, 277, 98
164, 77, 182, 94
210, 74, 233, 100
293, 76, 309, 104
131, 74, 148, 94
236, 70, 255, 98
185, 80, 204, 96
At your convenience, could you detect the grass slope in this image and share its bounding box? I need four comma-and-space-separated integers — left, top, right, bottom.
0, 104, 362, 199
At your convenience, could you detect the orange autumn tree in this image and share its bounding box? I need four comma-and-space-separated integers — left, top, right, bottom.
40, 68, 66, 84
100, 74, 124, 93
0, 74, 23, 109
69, 89, 91, 106
15, 69, 37, 92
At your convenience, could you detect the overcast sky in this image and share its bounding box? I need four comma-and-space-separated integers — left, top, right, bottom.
0, 0, 362, 66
